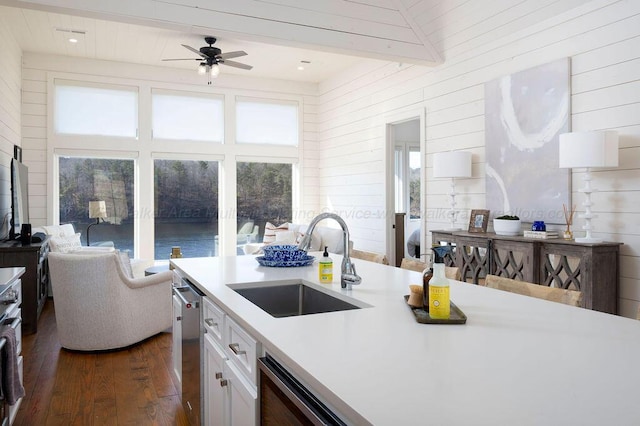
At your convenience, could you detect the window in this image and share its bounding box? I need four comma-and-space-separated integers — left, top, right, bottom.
54, 82, 138, 137
395, 144, 421, 219
236, 98, 298, 146
409, 147, 421, 220
58, 156, 135, 251
152, 91, 224, 142
51, 78, 303, 259
236, 162, 292, 254
154, 159, 219, 259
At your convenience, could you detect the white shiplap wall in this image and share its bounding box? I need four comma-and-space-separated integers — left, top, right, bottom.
317, 0, 640, 317
0, 24, 21, 237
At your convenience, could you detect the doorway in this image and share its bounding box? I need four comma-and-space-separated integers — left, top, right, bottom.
385, 112, 425, 266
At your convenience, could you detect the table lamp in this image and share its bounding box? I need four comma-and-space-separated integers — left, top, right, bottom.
87, 200, 107, 246
559, 130, 618, 243
433, 151, 472, 230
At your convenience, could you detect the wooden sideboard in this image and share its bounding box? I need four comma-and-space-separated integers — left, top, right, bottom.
431, 230, 622, 314
0, 237, 49, 334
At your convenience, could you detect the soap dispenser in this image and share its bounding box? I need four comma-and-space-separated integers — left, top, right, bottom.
428, 263, 450, 319
318, 246, 333, 284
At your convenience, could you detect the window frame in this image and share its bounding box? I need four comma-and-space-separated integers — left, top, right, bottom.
47, 74, 304, 260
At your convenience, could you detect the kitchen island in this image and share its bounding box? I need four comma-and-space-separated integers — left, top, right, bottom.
172, 254, 640, 425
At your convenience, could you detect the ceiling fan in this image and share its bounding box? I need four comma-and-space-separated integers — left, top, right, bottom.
163, 36, 252, 83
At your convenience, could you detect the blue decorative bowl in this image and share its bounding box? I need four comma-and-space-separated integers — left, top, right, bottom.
256, 255, 315, 268
532, 221, 546, 231
261, 245, 308, 262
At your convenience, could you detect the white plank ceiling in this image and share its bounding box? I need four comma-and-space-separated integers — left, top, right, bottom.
0, 0, 589, 82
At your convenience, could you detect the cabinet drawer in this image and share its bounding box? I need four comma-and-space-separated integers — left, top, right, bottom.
224, 316, 258, 386
203, 297, 225, 344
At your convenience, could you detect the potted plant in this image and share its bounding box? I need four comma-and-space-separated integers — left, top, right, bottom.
493, 215, 521, 236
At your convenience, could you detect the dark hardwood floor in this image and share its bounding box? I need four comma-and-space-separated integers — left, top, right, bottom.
15, 299, 189, 425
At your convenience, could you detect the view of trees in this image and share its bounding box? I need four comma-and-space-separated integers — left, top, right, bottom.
409, 165, 421, 219
237, 162, 292, 236
154, 160, 218, 223
59, 157, 134, 224
59, 157, 292, 253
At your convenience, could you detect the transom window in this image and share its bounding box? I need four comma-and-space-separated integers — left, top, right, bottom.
236, 98, 299, 146
54, 81, 138, 138
152, 91, 224, 142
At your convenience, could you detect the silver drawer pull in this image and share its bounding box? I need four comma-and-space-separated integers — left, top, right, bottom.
220, 379, 228, 387
215, 372, 223, 379
204, 318, 218, 328
228, 343, 246, 356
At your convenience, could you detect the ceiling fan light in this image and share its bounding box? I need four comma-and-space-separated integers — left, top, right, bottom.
198, 63, 207, 75
210, 64, 220, 78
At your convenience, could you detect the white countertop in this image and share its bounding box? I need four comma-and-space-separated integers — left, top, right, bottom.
172, 254, 640, 425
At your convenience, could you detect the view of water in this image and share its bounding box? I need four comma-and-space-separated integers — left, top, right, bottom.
75, 222, 231, 259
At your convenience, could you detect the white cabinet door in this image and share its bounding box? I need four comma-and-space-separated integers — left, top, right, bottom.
225, 360, 257, 426
204, 332, 229, 426
172, 293, 182, 386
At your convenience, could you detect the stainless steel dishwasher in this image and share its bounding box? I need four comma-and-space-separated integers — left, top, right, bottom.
173, 278, 204, 425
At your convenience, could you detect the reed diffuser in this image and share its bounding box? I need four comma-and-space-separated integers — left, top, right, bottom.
563, 204, 576, 240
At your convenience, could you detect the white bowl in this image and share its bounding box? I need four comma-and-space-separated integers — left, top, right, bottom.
493, 219, 522, 236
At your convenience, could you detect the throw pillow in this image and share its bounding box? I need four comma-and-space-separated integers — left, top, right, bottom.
274, 230, 296, 245
262, 222, 289, 244
49, 233, 82, 253
43, 223, 76, 238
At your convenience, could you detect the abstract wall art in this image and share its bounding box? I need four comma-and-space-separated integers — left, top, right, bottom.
484, 58, 571, 224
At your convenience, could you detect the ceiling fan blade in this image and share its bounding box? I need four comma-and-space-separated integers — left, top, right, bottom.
217, 51, 247, 60
182, 44, 207, 59
221, 59, 253, 70
162, 58, 201, 61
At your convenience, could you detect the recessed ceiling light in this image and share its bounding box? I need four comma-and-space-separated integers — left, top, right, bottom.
298, 60, 310, 71
55, 27, 86, 44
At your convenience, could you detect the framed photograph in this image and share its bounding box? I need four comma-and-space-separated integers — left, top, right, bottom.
468, 209, 490, 233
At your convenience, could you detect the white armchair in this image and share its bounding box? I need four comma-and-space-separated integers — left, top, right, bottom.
48, 251, 172, 351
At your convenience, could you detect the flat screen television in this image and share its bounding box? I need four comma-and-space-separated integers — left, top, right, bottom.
9, 158, 29, 241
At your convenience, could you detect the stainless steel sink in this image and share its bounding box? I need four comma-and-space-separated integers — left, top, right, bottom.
230, 281, 367, 318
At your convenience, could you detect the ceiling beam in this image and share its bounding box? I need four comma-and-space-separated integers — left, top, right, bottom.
2, 0, 443, 65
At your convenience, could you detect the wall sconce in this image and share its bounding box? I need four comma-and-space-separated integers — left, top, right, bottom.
559, 130, 619, 243
433, 151, 473, 230
87, 200, 107, 246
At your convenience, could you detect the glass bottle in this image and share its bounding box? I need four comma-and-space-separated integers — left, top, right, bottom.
421, 254, 434, 307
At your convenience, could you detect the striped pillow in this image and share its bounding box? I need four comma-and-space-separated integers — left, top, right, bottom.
262, 222, 289, 244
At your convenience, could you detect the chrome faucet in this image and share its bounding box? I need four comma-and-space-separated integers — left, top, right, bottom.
297, 212, 362, 289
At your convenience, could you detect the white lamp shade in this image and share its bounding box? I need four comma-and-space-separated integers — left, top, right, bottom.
89, 200, 107, 219
433, 151, 472, 178
559, 130, 619, 168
